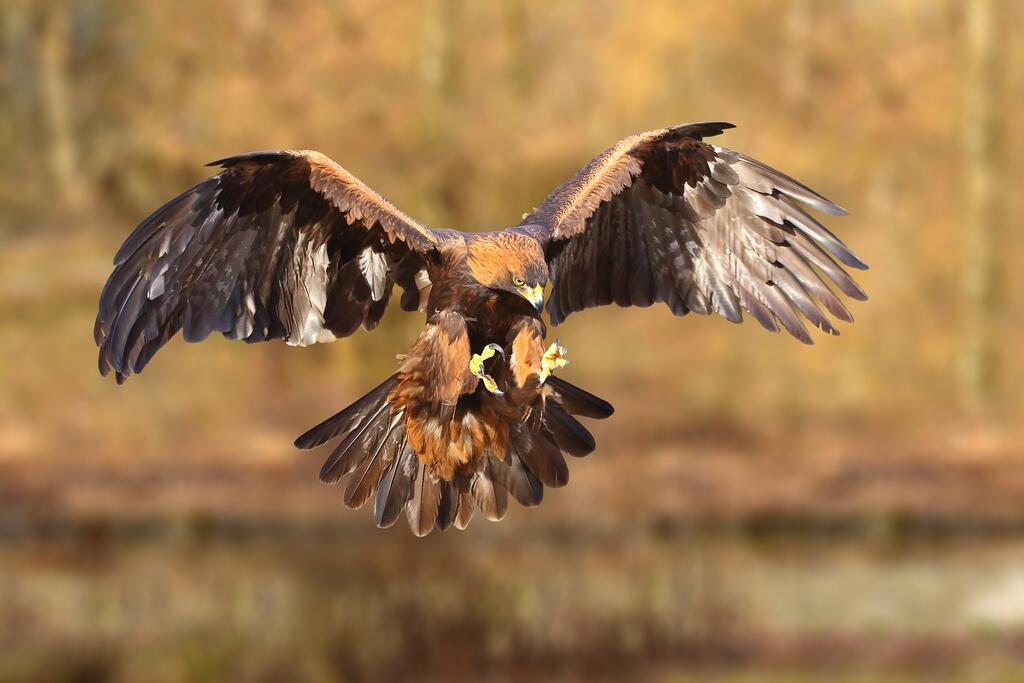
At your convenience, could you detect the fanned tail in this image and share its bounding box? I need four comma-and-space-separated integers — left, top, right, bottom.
295, 374, 613, 536
503, 376, 615, 507
295, 374, 452, 537
296, 374, 421, 530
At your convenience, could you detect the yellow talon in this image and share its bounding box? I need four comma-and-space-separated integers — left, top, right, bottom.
470, 343, 505, 397
479, 373, 503, 396
539, 339, 568, 384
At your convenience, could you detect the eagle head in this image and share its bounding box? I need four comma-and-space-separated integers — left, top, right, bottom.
466, 232, 548, 311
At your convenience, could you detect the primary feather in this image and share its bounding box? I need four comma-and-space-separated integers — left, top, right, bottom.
525, 122, 866, 342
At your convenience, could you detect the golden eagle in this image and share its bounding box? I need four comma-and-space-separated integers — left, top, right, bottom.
95, 122, 866, 535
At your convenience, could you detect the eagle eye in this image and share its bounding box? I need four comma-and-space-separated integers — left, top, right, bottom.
512, 276, 525, 287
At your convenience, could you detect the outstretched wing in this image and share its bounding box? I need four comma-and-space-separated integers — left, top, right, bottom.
521, 122, 867, 342
95, 150, 439, 383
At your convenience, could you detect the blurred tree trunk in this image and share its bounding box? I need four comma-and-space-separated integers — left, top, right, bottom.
2, 4, 31, 124
502, 1, 536, 97
959, 0, 1006, 414
782, 0, 812, 111
418, 0, 468, 228
37, 2, 86, 209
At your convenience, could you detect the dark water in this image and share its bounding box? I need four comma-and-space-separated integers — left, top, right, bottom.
2, 525, 1024, 683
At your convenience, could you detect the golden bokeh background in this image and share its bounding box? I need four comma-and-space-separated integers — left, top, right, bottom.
1, 1, 1022, 681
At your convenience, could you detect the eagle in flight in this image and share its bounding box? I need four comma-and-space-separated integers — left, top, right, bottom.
95, 122, 866, 535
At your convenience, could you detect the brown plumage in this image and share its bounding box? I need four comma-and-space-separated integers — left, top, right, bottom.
95, 122, 866, 535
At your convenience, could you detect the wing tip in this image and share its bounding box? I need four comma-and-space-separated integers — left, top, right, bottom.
204, 150, 299, 168
843, 253, 869, 271
666, 121, 736, 139
295, 425, 332, 450
818, 205, 849, 218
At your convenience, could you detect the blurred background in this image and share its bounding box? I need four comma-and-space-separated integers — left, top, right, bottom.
1, 0, 1022, 681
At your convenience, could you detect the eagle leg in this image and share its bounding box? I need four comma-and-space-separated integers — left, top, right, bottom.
469, 343, 506, 397
538, 340, 568, 384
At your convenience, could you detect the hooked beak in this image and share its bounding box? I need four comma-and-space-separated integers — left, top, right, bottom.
520, 284, 544, 312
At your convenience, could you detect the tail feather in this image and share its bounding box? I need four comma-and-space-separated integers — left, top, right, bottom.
454, 488, 475, 530
435, 480, 459, 531
373, 438, 415, 528
506, 450, 543, 507
543, 402, 596, 457
343, 412, 405, 509
296, 374, 614, 535
471, 455, 510, 522
318, 400, 392, 484
519, 428, 569, 488
546, 376, 615, 419
406, 460, 440, 537
295, 375, 399, 449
